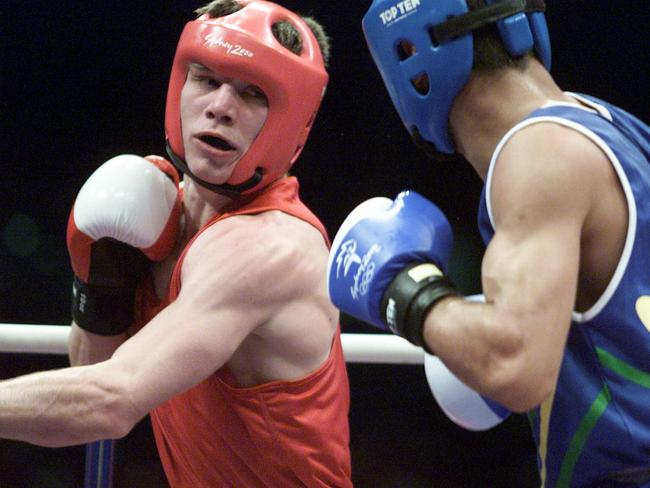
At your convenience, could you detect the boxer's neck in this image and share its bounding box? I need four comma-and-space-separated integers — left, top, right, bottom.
449, 58, 572, 179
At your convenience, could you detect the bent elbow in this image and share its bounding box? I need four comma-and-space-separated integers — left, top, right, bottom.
476, 347, 554, 411
488, 362, 557, 413
92, 399, 140, 440
106, 378, 149, 438
480, 320, 559, 412
107, 418, 135, 440
501, 380, 554, 413
87, 373, 143, 440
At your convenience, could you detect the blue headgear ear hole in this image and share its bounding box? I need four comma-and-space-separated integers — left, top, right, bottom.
394, 40, 431, 96
411, 73, 430, 95
396, 39, 416, 61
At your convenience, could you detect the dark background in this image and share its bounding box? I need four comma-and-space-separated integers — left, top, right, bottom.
1, 1, 648, 486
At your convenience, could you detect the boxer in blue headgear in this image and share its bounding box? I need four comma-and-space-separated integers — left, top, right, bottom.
327, 1, 650, 486
363, 0, 550, 158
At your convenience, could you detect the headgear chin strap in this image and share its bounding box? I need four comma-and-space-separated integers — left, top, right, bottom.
362, 0, 551, 155
165, 0, 328, 196
165, 142, 262, 198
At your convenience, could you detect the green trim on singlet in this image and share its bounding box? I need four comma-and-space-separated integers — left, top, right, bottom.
528, 349, 650, 487
556, 386, 611, 488
596, 347, 650, 388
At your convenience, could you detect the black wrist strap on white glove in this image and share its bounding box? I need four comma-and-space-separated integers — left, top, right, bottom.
71, 239, 151, 336
72, 276, 139, 335
380, 262, 460, 354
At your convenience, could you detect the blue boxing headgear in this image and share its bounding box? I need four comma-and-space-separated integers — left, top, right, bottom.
362, 0, 551, 155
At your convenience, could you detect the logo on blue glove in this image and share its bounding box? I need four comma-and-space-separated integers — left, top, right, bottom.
334, 239, 382, 300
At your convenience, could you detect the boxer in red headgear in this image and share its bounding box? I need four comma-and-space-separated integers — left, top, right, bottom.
165, 0, 329, 196
0, 2, 352, 487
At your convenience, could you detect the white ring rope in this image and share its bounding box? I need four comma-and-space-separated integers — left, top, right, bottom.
0, 324, 425, 364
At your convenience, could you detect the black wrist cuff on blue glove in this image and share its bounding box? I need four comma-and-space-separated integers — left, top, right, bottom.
72, 276, 137, 336
380, 262, 460, 354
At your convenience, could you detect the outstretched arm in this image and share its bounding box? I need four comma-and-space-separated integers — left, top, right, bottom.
0, 361, 135, 447
0, 215, 302, 446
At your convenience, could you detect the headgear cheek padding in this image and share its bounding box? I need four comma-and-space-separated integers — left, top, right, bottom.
362, 0, 551, 155
165, 1, 328, 195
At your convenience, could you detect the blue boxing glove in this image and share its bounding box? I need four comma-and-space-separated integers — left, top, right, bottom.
327, 190, 460, 351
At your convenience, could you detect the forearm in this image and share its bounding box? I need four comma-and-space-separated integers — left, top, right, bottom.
0, 365, 135, 447
423, 296, 550, 411
69, 321, 128, 366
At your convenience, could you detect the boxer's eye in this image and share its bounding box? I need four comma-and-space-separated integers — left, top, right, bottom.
242, 85, 266, 101
206, 78, 223, 88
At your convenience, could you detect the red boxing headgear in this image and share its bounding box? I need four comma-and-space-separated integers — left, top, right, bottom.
165, 0, 328, 195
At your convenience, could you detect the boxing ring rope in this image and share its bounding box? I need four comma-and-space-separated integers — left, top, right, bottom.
0, 323, 425, 364
0, 323, 424, 488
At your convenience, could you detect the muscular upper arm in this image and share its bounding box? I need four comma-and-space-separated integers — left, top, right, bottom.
95, 213, 313, 418
481, 122, 606, 381
423, 122, 617, 409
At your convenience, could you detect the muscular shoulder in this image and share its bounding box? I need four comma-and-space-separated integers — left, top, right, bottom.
181, 211, 328, 307
490, 122, 612, 229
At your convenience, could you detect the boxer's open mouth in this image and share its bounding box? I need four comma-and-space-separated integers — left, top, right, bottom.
199, 135, 235, 151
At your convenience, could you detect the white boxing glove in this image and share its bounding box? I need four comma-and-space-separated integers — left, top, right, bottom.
67, 154, 181, 335
424, 294, 511, 431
